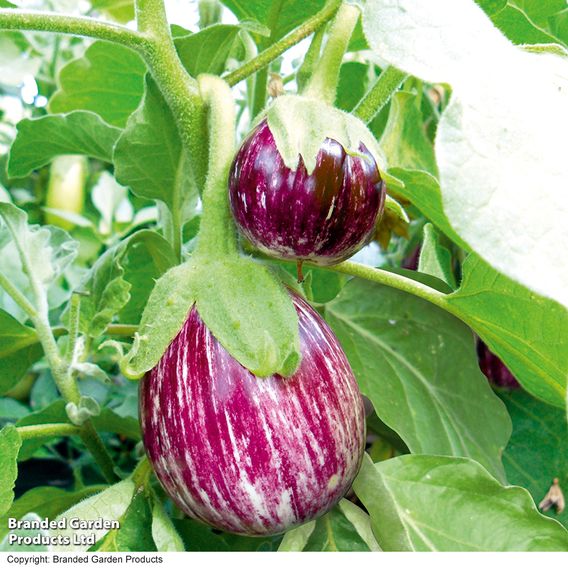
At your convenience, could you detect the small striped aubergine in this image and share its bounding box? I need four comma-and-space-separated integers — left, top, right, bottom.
140, 293, 366, 536
229, 119, 386, 266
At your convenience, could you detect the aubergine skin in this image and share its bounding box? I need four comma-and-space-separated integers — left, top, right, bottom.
229, 120, 386, 266
140, 294, 366, 536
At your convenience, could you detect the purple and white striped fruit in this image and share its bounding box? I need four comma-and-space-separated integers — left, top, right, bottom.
477, 340, 520, 390
229, 120, 386, 266
140, 293, 365, 536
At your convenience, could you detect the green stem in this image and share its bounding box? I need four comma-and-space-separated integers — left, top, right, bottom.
135, 0, 208, 190
224, 0, 342, 87
303, 2, 360, 104
352, 66, 407, 124
194, 76, 238, 258
79, 422, 118, 484
0, 272, 36, 320
0, 8, 148, 52
105, 324, 139, 337
65, 292, 81, 360
17, 423, 80, 441
296, 26, 325, 92
309, 260, 448, 310
250, 0, 285, 117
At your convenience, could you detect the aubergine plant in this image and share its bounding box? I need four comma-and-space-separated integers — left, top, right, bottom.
0, 0, 567, 553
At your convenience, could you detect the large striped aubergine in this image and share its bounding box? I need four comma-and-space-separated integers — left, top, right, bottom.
229, 120, 386, 266
140, 293, 366, 536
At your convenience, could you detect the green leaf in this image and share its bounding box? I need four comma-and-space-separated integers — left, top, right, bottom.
336, 61, 371, 112
221, 0, 326, 42
90, 0, 135, 23
0, 398, 29, 422
499, 389, 568, 527
447, 255, 568, 407
0, 203, 78, 316
0, 485, 106, 541
113, 76, 198, 220
0, 310, 43, 395
7, 111, 121, 178
390, 169, 567, 406
381, 91, 438, 176
280, 500, 380, 551
353, 454, 568, 551
0, 426, 21, 517
94, 492, 156, 552
151, 500, 185, 552
49, 479, 135, 552
127, 255, 301, 379
362, 1, 568, 309
325, 278, 511, 480
175, 25, 243, 76
418, 223, 456, 289
389, 168, 469, 250
68, 229, 176, 337
49, 41, 146, 128
489, 3, 561, 44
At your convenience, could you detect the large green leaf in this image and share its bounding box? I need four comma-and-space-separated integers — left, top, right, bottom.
0, 203, 78, 317
174, 25, 243, 77
353, 454, 568, 551
362, 0, 568, 310
49, 41, 146, 128
279, 500, 380, 551
67, 229, 176, 337
500, 390, 568, 528
0, 426, 21, 518
0, 310, 43, 395
50, 480, 135, 552
94, 492, 156, 552
113, 76, 197, 219
325, 278, 511, 480
7, 112, 121, 178
151, 500, 184, 552
447, 255, 568, 407
392, 168, 568, 408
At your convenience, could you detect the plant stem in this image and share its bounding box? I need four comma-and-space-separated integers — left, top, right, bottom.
353, 66, 407, 124
135, 0, 208, 193
313, 260, 448, 309
65, 292, 81, 360
303, 2, 360, 104
194, 76, 238, 258
17, 423, 80, 441
0, 8, 148, 52
224, 0, 342, 87
250, 0, 285, 117
0, 272, 36, 320
79, 422, 118, 484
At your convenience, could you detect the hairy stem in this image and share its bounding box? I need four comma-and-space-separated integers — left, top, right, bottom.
79, 422, 118, 484
304, 2, 360, 104
65, 292, 81, 360
135, 0, 208, 193
325, 261, 448, 309
224, 0, 342, 87
17, 423, 80, 441
353, 66, 407, 124
194, 76, 238, 258
0, 8, 148, 52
